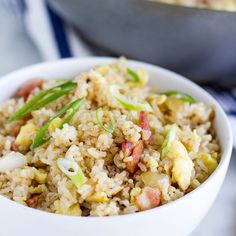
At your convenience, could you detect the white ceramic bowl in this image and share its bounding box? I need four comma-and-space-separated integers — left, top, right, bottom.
0, 58, 232, 236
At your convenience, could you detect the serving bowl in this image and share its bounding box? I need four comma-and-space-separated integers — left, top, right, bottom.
0, 58, 232, 236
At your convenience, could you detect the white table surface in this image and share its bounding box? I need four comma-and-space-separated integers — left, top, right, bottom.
0, 3, 235, 236
191, 151, 236, 236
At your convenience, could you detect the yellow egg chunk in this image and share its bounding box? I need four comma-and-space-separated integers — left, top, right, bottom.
198, 152, 218, 173
86, 192, 108, 203
34, 168, 48, 184
67, 204, 82, 216
141, 172, 169, 188
29, 184, 47, 194
127, 68, 149, 87
167, 140, 194, 191
15, 122, 37, 149
54, 200, 82, 216
137, 68, 149, 86
165, 97, 185, 112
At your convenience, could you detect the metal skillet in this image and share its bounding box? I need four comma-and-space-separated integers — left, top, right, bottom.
48, 0, 236, 84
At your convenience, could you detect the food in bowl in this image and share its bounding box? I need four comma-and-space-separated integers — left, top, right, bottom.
0, 58, 220, 216
153, 0, 236, 11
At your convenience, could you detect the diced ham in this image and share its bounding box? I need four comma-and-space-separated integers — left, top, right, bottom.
11, 142, 19, 152
126, 140, 144, 174
139, 111, 152, 144
17, 79, 43, 101
136, 187, 161, 211
10, 126, 21, 137
26, 195, 40, 208
122, 142, 133, 157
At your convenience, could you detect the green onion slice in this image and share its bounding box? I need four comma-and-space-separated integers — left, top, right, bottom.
127, 68, 140, 82
163, 91, 196, 104
109, 85, 152, 111
161, 124, 177, 160
7, 81, 77, 123
31, 97, 85, 150
57, 158, 86, 189
96, 108, 116, 133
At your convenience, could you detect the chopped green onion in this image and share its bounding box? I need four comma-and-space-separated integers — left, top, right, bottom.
31, 122, 51, 150
161, 124, 177, 160
126, 68, 149, 88
127, 68, 140, 82
163, 91, 196, 104
59, 98, 85, 128
7, 81, 77, 123
109, 85, 152, 111
96, 108, 116, 133
31, 97, 85, 150
57, 158, 86, 189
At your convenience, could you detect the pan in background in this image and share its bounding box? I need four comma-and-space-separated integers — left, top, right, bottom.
48, 0, 236, 85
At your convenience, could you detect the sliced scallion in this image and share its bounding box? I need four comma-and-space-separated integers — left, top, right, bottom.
7, 81, 77, 123
57, 158, 86, 189
31, 97, 85, 150
163, 91, 196, 104
161, 124, 177, 160
59, 98, 85, 128
126, 68, 149, 88
96, 108, 116, 133
127, 68, 140, 82
109, 85, 152, 111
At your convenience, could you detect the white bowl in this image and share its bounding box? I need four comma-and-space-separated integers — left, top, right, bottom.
0, 58, 232, 236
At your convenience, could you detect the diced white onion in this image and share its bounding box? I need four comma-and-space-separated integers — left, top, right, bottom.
0, 152, 27, 173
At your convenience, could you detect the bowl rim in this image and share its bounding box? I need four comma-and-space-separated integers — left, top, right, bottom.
0, 57, 233, 221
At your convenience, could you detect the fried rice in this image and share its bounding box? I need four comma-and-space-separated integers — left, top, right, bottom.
0, 58, 220, 216
153, 0, 236, 11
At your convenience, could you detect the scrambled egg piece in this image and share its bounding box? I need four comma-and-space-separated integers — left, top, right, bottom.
198, 152, 218, 173
67, 204, 82, 216
15, 122, 37, 150
29, 184, 47, 194
34, 168, 48, 184
127, 68, 149, 87
182, 130, 201, 153
167, 140, 194, 191
165, 97, 184, 112
54, 200, 82, 216
86, 192, 108, 203
130, 187, 142, 204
